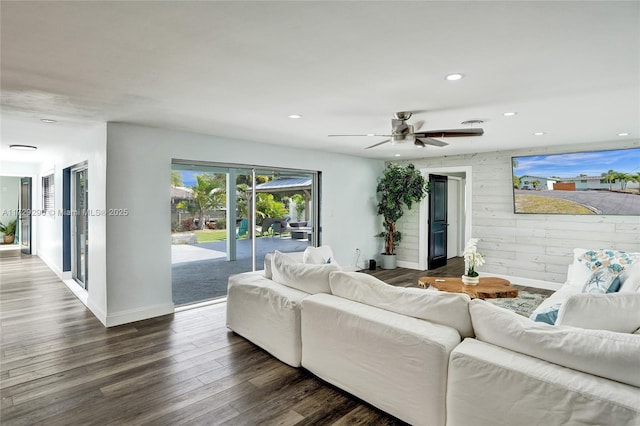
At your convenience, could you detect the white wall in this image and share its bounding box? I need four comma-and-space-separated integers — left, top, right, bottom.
34, 125, 109, 323
0, 176, 21, 231
105, 123, 383, 326
395, 139, 640, 288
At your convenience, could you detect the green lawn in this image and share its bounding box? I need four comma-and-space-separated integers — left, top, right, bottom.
515, 194, 596, 214
194, 229, 228, 242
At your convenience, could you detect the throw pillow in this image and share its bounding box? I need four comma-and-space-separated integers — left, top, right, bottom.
618, 261, 640, 293
263, 251, 304, 279
577, 249, 640, 275
469, 300, 640, 388
529, 303, 561, 325
271, 250, 339, 294
302, 245, 335, 265
583, 268, 621, 294
329, 271, 473, 338
556, 293, 640, 333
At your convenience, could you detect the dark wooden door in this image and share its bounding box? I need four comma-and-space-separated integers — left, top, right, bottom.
20, 177, 32, 255
428, 174, 448, 269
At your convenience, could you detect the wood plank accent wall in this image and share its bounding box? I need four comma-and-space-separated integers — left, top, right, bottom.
393, 140, 640, 285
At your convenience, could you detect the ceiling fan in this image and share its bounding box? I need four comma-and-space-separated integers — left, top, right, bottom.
328, 111, 484, 149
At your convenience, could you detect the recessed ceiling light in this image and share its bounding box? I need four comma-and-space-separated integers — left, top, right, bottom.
618, 132, 630, 136
503, 112, 517, 117
533, 132, 545, 136
10, 144, 38, 151
394, 154, 401, 157
40, 118, 56, 123
366, 133, 375, 137
287, 114, 302, 119
445, 73, 464, 81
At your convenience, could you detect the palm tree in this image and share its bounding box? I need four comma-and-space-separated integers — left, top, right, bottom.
616, 172, 632, 190
171, 170, 183, 187
601, 169, 616, 190
532, 180, 540, 190
192, 174, 226, 230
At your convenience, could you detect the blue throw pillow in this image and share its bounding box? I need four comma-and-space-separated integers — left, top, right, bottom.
530, 303, 561, 325
583, 268, 621, 294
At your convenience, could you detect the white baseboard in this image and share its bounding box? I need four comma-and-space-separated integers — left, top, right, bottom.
62, 278, 89, 304
38, 253, 64, 279
397, 260, 420, 270
105, 303, 175, 327
391, 259, 562, 291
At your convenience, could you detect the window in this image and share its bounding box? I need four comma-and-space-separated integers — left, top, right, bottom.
42, 174, 54, 214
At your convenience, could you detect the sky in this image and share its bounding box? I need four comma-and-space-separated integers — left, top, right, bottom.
513, 148, 640, 178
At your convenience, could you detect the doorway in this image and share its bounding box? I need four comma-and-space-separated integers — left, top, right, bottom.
170, 161, 319, 306
72, 166, 88, 288
419, 166, 472, 270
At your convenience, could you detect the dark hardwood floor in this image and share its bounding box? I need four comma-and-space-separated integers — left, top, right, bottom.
364, 256, 553, 296
1, 255, 550, 425
0, 255, 406, 425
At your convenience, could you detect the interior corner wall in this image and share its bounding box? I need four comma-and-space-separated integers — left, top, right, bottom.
395, 139, 640, 286
34, 124, 109, 325
105, 123, 384, 326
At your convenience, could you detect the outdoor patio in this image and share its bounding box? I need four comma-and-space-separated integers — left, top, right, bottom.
171, 236, 311, 306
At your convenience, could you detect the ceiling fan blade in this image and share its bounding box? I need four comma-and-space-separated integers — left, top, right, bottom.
365, 139, 391, 149
412, 120, 425, 131
414, 139, 426, 148
417, 137, 448, 147
415, 128, 484, 138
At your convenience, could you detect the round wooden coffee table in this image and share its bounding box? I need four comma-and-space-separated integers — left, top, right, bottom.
417, 276, 518, 299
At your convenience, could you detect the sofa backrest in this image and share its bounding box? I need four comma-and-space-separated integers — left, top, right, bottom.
329, 271, 474, 338
470, 299, 640, 387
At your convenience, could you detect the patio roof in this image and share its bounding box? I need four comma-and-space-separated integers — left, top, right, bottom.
254, 178, 311, 192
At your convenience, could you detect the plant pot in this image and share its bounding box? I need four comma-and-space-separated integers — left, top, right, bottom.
380, 254, 397, 270
461, 275, 479, 286
3, 235, 15, 244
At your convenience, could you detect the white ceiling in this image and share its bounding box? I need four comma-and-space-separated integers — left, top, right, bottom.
1, 1, 639, 164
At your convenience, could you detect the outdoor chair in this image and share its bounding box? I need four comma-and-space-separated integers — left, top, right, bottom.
236, 218, 249, 239
271, 220, 288, 238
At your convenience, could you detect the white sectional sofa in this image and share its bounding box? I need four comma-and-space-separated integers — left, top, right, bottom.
226, 247, 640, 425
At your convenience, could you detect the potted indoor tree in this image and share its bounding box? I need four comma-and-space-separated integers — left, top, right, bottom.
376, 163, 429, 269
0, 219, 17, 244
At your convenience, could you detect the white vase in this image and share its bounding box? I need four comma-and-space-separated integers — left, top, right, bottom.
461, 275, 479, 285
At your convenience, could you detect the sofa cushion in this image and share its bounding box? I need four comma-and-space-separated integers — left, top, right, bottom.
619, 261, 640, 293
302, 245, 336, 265
556, 293, 640, 333
583, 267, 621, 293
329, 271, 473, 338
567, 248, 597, 288
263, 251, 304, 279
271, 250, 339, 294
529, 302, 561, 325
470, 299, 640, 387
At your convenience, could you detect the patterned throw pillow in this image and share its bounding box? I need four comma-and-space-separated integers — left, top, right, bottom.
577, 249, 640, 275
530, 303, 562, 325
583, 268, 621, 294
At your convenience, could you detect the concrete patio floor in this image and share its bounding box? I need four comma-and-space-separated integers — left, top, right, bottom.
171, 236, 311, 306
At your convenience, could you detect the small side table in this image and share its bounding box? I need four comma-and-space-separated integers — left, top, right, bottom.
418, 276, 518, 299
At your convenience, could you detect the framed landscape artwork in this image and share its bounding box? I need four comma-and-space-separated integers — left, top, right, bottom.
511, 147, 640, 215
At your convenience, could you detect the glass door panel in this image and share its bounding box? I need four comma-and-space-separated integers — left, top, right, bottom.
72, 168, 88, 289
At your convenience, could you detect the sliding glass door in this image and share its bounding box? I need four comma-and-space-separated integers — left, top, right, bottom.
170, 160, 319, 306
72, 167, 88, 289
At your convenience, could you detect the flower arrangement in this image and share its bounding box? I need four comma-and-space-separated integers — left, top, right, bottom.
463, 238, 485, 277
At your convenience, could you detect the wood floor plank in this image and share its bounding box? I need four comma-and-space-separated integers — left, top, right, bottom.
1, 254, 435, 425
